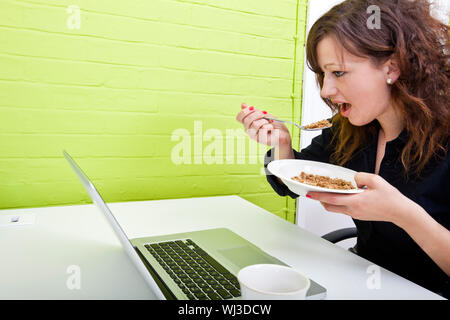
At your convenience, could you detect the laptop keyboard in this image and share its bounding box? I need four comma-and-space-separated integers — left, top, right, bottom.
145, 239, 241, 300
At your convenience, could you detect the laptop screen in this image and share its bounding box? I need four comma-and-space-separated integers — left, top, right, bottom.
63, 150, 164, 299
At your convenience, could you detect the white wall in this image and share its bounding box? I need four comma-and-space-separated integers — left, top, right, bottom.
296, 0, 356, 250
429, 0, 450, 24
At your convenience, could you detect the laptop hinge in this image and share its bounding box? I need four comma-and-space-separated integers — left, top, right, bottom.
134, 247, 177, 300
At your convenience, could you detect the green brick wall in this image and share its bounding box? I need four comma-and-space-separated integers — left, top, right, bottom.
0, 0, 308, 223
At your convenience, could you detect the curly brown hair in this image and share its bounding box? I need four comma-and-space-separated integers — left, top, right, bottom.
306, 0, 450, 178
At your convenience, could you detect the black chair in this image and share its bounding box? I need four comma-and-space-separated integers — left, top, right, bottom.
321, 227, 358, 254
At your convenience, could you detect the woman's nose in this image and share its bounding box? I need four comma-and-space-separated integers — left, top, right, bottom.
320, 76, 338, 99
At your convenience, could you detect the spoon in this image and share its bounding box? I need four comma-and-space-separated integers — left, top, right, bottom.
263, 117, 332, 131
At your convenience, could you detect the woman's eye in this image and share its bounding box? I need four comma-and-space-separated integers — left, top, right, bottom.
333, 71, 345, 77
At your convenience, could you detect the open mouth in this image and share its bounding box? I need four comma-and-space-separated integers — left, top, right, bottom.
337, 103, 352, 116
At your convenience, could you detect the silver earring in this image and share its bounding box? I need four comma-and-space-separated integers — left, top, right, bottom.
387, 78, 393, 85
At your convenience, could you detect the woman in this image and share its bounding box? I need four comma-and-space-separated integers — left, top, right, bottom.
236, 0, 449, 297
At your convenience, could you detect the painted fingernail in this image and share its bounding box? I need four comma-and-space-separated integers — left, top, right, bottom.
249, 107, 254, 111
263, 111, 267, 114
306, 194, 312, 199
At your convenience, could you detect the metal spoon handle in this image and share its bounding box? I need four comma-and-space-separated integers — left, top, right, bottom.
263, 117, 303, 129
263, 117, 332, 131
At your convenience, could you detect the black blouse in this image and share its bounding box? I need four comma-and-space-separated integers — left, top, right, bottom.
264, 125, 449, 298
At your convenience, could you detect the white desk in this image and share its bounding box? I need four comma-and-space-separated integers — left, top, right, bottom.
0, 195, 444, 300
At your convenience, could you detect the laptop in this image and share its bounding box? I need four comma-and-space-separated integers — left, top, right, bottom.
63, 150, 327, 300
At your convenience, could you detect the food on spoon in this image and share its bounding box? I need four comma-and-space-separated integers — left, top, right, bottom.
304, 119, 332, 129
291, 172, 355, 190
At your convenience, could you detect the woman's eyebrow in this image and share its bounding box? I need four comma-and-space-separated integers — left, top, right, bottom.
323, 63, 344, 69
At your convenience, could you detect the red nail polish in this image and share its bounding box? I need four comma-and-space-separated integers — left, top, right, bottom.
306, 195, 312, 199
249, 107, 254, 111
263, 111, 267, 114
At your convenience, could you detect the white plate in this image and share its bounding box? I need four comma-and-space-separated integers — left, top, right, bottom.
267, 159, 366, 197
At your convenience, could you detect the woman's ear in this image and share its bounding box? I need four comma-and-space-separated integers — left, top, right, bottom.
384, 57, 401, 84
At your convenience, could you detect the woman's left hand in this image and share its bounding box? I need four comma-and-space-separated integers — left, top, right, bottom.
306, 172, 417, 225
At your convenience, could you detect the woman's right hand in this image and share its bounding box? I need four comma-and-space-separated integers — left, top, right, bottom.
235, 103, 292, 148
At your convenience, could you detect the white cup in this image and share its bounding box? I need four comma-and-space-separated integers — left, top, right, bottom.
237, 264, 311, 300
